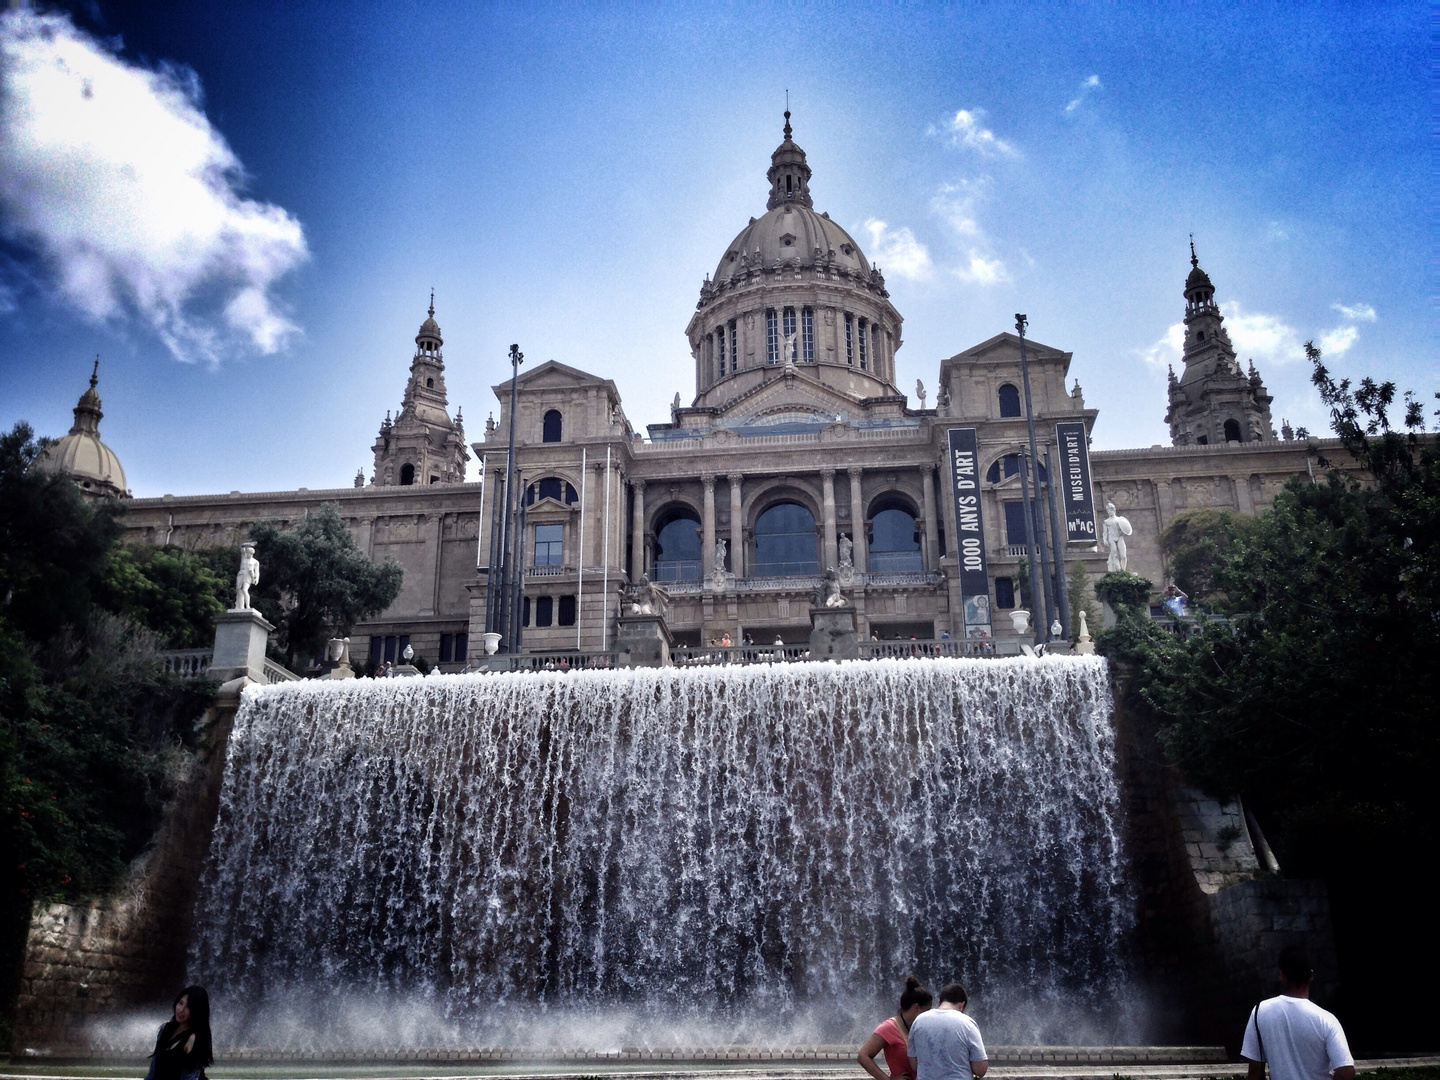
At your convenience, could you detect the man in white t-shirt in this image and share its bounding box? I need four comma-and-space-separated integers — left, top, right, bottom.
1242, 947, 1354, 1080
908, 982, 988, 1080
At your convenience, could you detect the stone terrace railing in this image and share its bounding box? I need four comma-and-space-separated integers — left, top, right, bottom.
261, 658, 301, 683
160, 648, 213, 679
672, 638, 1021, 665
665, 571, 943, 596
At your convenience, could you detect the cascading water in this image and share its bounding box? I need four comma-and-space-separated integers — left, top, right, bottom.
192, 656, 1138, 1047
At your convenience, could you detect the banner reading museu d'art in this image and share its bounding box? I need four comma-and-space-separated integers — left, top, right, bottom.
1055, 421, 1098, 544
946, 427, 992, 638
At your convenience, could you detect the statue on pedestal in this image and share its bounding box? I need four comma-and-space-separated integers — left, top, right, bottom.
815, 567, 847, 609
1101, 501, 1133, 572
838, 533, 853, 569
234, 543, 260, 610
626, 574, 669, 618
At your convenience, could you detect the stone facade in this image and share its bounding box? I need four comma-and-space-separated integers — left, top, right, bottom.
108, 116, 1350, 667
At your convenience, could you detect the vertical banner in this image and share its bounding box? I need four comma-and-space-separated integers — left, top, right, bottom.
947, 427, 992, 638
1055, 421, 1098, 544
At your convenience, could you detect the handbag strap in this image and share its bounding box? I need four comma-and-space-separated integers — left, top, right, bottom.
1250, 1003, 1266, 1063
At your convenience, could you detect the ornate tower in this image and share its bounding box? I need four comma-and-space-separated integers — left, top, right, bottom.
1165, 242, 1276, 446
32, 360, 130, 498
371, 298, 470, 485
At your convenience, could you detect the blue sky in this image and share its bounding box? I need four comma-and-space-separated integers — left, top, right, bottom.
0, 2, 1430, 497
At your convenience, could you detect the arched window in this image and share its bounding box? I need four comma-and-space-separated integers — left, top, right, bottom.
525, 477, 579, 505
1197, 331, 1205, 341
801, 307, 815, 361
543, 409, 563, 442
399, 463, 416, 486
858, 317, 869, 370
985, 455, 1046, 483
868, 502, 922, 572
1224, 419, 1242, 443
654, 509, 702, 582
728, 320, 738, 373
998, 384, 1022, 417
766, 308, 779, 364
426, 377, 434, 388
844, 313, 854, 364
783, 306, 796, 361
754, 501, 818, 577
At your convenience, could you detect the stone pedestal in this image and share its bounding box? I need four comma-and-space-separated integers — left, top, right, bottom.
615, 613, 673, 667
209, 608, 274, 683
809, 604, 859, 661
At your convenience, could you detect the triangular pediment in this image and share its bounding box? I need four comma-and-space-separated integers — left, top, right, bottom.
712, 371, 865, 425
944, 332, 1070, 366
492, 359, 613, 397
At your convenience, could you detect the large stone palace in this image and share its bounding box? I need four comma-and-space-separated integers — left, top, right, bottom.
45, 115, 1335, 669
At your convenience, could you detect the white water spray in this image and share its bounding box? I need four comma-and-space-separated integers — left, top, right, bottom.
192, 657, 1137, 1046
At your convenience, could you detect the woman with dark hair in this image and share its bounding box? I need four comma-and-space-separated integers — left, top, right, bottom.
146, 986, 213, 1080
858, 976, 933, 1080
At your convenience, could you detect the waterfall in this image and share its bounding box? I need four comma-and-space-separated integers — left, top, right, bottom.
193, 656, 1137, 1047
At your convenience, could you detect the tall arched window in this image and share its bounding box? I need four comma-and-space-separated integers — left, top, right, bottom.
766, 309, 779, 364
844, 313, 855, 364
998, 384, 1022, 417
801, 307, 814, 362
399, 463, 416, 486
1224, 419, 1242, 443
754, 501, 818, 577
542, 410, 563, 442
868, 501, 922, 572
782, 306, 796, 361
728, 320, 738, 373
654, 509, 702, 581
985, 455, 1047, 483
858, 317, 869, 370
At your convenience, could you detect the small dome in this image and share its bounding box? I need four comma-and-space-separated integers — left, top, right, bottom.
713, 203, 871, 287
32, 362, 128, 497
1186, 264, 1213, 291
416, 294, 443, 345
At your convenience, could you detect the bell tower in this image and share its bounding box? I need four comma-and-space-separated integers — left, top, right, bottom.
371, 296, 470, 485
1165, 242, 1276, 446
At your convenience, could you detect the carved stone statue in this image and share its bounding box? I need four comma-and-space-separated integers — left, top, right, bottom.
234, 542, 260, 610
936, 387, 951, 416
783, 330, 798, 367
838, 533, 853, 568
1101, 501, 1133, 572
714, 537, 727, 569
626, 573, 669, 617
815, 567, 847, 609
915, 379, 927, 406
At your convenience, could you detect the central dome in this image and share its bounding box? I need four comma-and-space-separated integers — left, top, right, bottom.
713, 203, 871, 287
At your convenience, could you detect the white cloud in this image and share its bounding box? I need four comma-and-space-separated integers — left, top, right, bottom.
1220, 302, 1306, 365
1318, 324, 1359, 356
943, 108, 1018, 158
1138, 322, 1186, 370
1331, 302, 1377, 323
862, 219, 933, 281
0, 9, 308, 364
1065, 74, 1102, 113
930, 181, 985, 237
953, 251, 1008, 286
1264, 221, 1289, 242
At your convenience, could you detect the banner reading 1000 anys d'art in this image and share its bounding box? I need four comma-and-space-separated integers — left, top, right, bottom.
947, 427, 992, 638
1055, 420, 1098, 544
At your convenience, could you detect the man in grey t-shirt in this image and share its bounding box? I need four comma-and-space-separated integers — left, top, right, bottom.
907, 982, 988, 1080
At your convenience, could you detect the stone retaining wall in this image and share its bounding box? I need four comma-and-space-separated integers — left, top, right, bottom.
10, 682, 243, 1053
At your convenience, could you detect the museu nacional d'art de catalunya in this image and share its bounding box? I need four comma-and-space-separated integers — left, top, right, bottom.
38, 110, 1349, 669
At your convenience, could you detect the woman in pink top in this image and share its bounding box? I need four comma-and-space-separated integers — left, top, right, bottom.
859, 977, 934, 1080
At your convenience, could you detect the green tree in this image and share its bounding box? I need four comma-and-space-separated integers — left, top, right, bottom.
1158, 506, 1240, 605
248, 504, 402, 669
97, 545, 232, 648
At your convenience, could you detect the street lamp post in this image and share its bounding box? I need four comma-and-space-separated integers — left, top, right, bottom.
1015, 315, 1052, 645
492, 344, 524, 653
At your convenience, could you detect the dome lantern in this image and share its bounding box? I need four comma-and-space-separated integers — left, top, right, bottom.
766, 110, 813, 211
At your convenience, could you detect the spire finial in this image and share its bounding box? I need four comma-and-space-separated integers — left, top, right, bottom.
783, 90, 792, 141
90, 355, 99, 388
428, 289, 435, 318
1189, 234, 1198, 268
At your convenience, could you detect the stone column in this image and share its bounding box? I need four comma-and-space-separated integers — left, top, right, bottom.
728, 473, 744, 578
821, 468, 838, 570
701, 474, 716, 577
419, 513, 442, 615
848, 467, 867, 571
630, 478, 646, 580
1234, 474, 1255, 515
590, 460, 608, 566
921, 466, 940, 571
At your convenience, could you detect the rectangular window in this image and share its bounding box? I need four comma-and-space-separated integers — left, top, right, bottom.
728, 320, 738, 372
844, 313, 854, 364
715, 325, 725, 378
871, 324, 881, 371
440, 633, 454, 663
1004, 500, 1030, 547
522, 596, 531, 626
369, 637, 383, 665
455, 632, 467, 660
801, 307, 814, 362
535, 595, 554, 627
384, 635, 397, 663
858, 317, 869, 371
995, 577, 1016, 609
534, 523, 564, 565
558, 595, 577, 626
782, 306, 796, 362
766, 308, 778, 364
